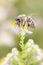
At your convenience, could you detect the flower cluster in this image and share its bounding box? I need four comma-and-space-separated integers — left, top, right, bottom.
1, 31, 43, 65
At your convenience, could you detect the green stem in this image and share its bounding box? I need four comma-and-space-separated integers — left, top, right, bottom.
20, 30, 26, 50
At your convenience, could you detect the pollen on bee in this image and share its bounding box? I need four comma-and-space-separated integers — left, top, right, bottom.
20, 24, 27, 31
24, 25, 27, 31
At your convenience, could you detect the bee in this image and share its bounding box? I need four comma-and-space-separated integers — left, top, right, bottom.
16, 15, 35, 29
15, 14, 35, 34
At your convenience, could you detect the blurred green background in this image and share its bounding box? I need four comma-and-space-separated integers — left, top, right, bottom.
0, 0, 43, 59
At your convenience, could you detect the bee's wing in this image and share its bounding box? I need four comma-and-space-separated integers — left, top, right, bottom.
28, 13, 43, 29
32, 16, 43, 29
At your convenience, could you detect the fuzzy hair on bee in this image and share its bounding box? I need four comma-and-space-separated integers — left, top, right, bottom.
26, 16, 35, 28
16, 14, 35, 30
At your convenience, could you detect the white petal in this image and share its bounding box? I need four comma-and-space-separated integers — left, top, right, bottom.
25, 30, 33, 34
13, 26, 21, 34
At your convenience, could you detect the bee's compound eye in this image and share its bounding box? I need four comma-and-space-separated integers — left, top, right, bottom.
28, 23, 30, 27
16, 18, 21, 23
16, 18, 21, 26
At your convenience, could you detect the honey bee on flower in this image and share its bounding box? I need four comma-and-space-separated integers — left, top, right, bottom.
0, 14, 35, 46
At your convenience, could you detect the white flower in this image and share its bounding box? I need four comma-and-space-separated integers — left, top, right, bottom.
36, 56, 42, 61
36, 48, 43, 59
25, 30, 33, 34
12, 48, 19, 61
12, 48, 19, 55
13, 55, 19, 61
26, 47, 32, 53
29, 39, 34, 44
26, 39, 34, 47
2, 53, 12, 65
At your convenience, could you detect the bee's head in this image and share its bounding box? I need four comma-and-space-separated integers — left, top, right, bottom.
16, 17, 21, 26
27, 16, 35, 28
15, 15, 26, 27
